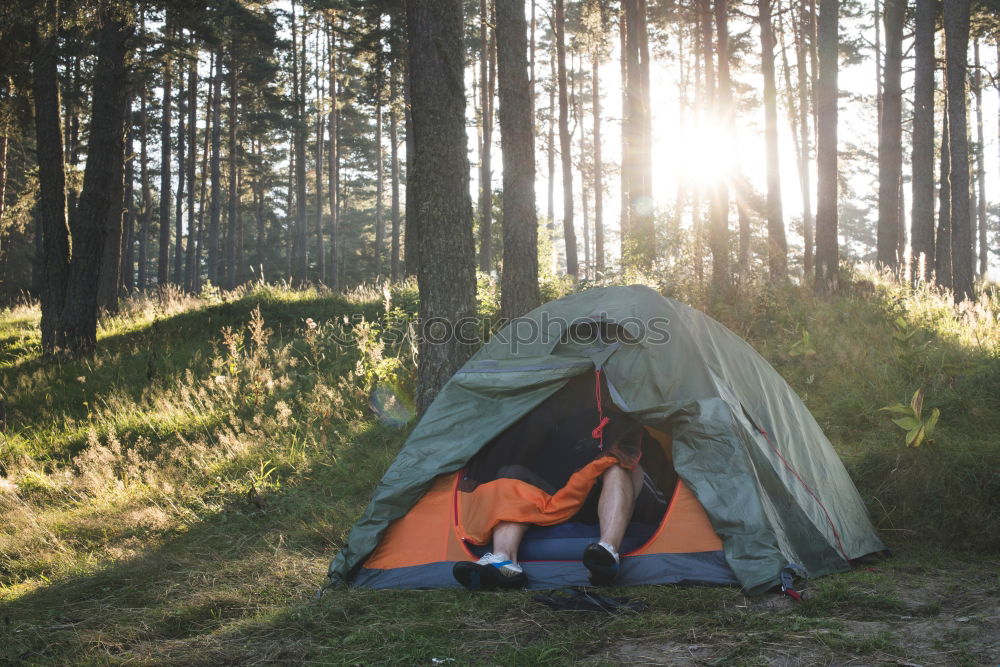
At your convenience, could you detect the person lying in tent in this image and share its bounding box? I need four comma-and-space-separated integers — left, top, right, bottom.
451, 371, 671, 590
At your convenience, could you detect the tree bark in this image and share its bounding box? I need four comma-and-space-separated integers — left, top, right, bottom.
876, 0, 903, 272
796, 0, 815, 276
935, 104, 951, 287
375, 86, 385, 276
390, 67, 402, 282
158, 16, 173, 286
32, 0, 71, 352
496, 0, 541, 320
406, 0, 478, 413
592, 51, 604, 276
292, 0, 308, 284
174, 46, 186, 286
910, 0, 935, 283
973, 40, 987, 279
555, 0, 578, 277
759, 0, 787, 280
814, 0, 839, 293
943, 0, 973, 302
61, 6, 131, 353
622, 0, 654, 271
329, 24, 341, 287
226, 59, 240, 288
208, 49, 222, 285
122, 108, 136, 294
315, 32, 326, 285
184, 53, 198, 291
478, 0, 495, 272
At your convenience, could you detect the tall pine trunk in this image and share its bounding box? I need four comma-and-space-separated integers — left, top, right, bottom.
478, 0, 495, 272
122, 109, 136, 294
184, 55, 198, 291
936, 105, 952, 287
876, 0, 903, 271
375, 89, 384, 276
759, 0, 786, 280
208, 49, 222, 285
328, 25, 340, 288
555, 0, 578, 277
796, 0, 815, 276
226, 60, 240, 288
974, 40, 987, 278
32, 0, 71, 352
592, 51, 604, 275
814, 0, 839, 293
622, 0, 654, 271
292, 1, 308, 283
496, 0, 540, 320
174, 48, 186, 286
910, 0, 935, 282
944, 0, 973, 302
158, 17, 172, 286
390, 68, 401, 282
406, 0, 477, 412
315, 34, 326, 285
61, 6, 131, 353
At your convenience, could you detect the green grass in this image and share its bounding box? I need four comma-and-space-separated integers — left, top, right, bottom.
0, 272, 998, 664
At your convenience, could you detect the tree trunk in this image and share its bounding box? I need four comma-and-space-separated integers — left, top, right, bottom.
292, 0, 308, 284
936, 105, 952, 287
122, 108, 136, 294
555, 0, 578, 277
701, 0, 728, 288
796, 0, 815, 276
622, 0, 654, 271
575, 62, 591, 279
402, 53, 415, 280
876, 0, 903, 272
226, 59, 240, 288
375, 88, 385, 276
158, 17, 172, 286
390, 68, 402, 282
814, 0, 839, 294
592, 51, 604, 276
910, 0, 935, 283
184, 53, 198, 291
329, 24, 340, 287
32, 0, 71, 352
208, 49, 222, 285
60, 7, 131, 353
974, 40, 987, 279
496, 0, 541, 320
943, 0, 973, 302
194, 63, 212, 292
97, 93, 130, 315
478, 0, 495, 272
759, 0, 786, 280
174, 47, 186, 286
315, 34, 326, 285
406, 0, 478, 413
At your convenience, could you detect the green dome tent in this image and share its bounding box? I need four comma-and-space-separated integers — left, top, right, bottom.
327, 285, 884, 594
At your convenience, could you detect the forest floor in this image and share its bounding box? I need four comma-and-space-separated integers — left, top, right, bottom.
1, 273, 998, 665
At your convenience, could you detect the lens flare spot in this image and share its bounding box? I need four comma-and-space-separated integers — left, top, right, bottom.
370, 383, 415, 428
632, 196, 655, 217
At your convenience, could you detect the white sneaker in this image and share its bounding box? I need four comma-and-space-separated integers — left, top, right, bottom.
453, 552, 526, 590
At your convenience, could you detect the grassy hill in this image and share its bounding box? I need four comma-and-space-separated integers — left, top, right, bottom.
1, 273, 998, 665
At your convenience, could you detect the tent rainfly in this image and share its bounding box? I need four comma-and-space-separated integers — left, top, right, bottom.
327, 285, 885, 594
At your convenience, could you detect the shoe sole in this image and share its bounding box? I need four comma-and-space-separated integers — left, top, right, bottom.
582, 544, 620, 586
453, 561, 526, 591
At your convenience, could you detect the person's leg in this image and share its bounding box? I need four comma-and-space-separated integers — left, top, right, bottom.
596, 464, 643, 551
453, 521, 529, 590
584, 463, 643, 585
491, 521, 528, 563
